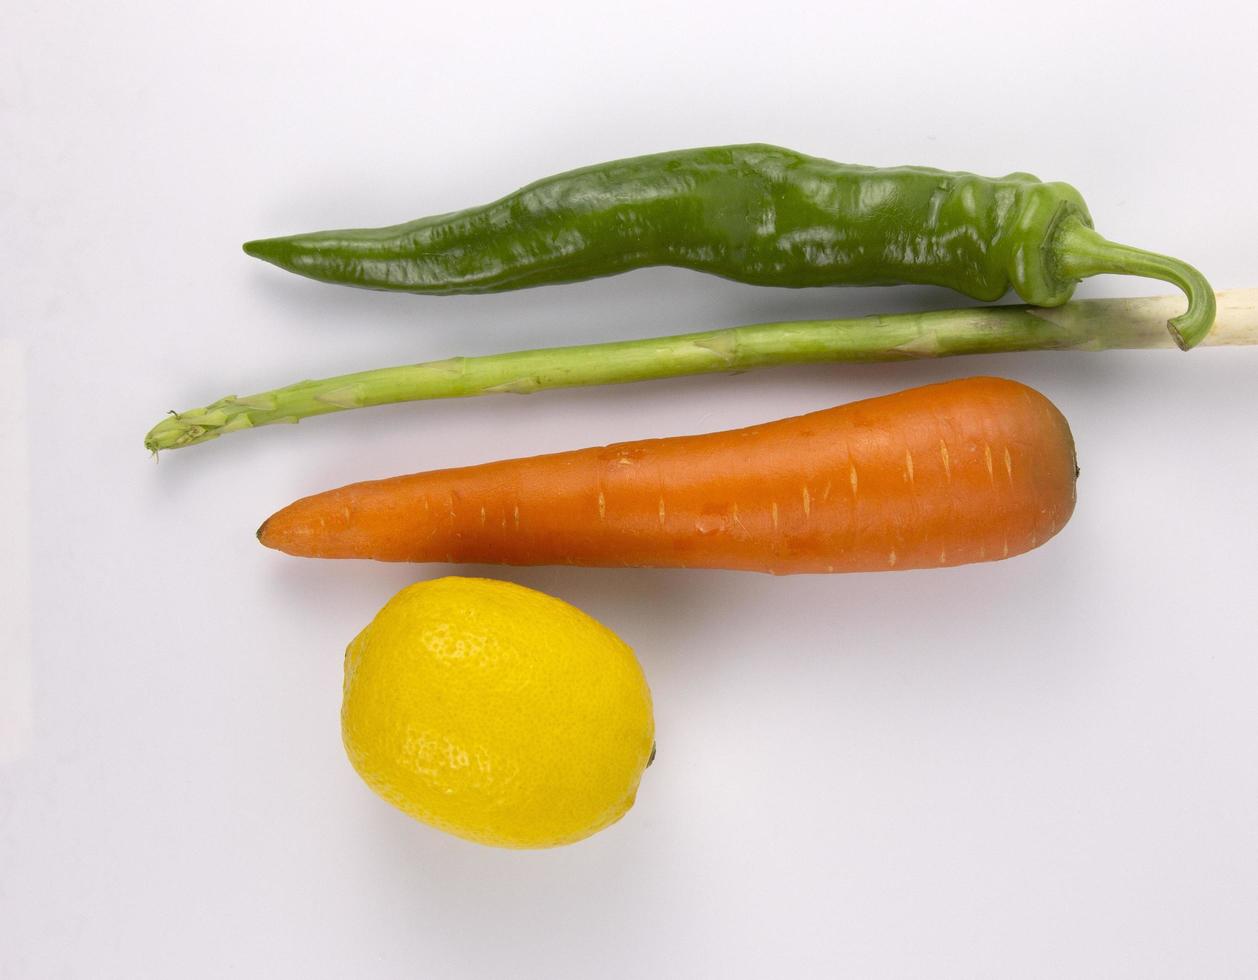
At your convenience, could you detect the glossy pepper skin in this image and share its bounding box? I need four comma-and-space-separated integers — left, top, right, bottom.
244, 144, 1215, 348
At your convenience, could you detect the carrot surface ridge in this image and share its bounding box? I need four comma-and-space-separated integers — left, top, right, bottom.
258, 377, 1078, 575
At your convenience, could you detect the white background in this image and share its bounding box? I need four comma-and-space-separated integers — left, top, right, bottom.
3, 2, 1257, 976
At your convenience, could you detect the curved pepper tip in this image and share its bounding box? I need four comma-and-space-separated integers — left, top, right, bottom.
242, 235, 334, 281
242, 238, 273, 261
243, 237, 304, 269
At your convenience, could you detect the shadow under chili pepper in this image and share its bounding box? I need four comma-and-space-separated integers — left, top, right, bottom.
245, 257, 982, 357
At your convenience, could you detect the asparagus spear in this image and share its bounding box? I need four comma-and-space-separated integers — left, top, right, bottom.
146, 290, 1256, 453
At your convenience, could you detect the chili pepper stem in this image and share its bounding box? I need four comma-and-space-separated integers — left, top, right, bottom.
144, 289, 1255, 453
1052, 215, 1216, 351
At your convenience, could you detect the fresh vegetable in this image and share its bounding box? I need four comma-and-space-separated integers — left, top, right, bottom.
242, 144, 1215, 348
258, 377, 1077, 575
145, 289, 1254, 453
343, 577, 654, 849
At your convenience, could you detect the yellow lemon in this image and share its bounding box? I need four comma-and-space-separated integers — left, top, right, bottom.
342, 577, 655, 848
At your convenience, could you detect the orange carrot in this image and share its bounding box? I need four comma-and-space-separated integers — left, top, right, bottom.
258, 377, 1078, 574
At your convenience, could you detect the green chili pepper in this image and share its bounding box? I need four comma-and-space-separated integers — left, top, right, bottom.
243, 144, 1215, 349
